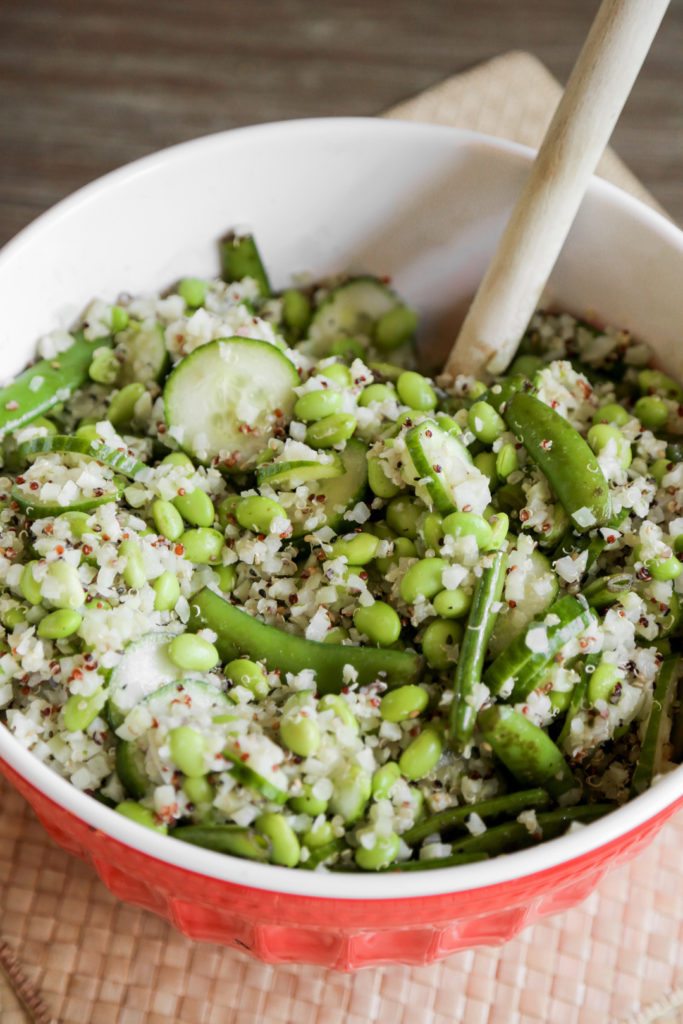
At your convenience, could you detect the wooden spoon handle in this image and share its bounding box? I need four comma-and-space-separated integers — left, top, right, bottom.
442, 0, 670, 382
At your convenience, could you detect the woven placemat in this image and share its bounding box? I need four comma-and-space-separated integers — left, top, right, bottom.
1, 51, 681, 1024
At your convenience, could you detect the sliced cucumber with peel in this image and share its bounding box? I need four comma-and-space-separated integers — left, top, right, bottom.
12, 475, 125, 519
404, 419, 490, 516
287, 438, 368, 539
142, 678, 231, 721
118, 319, 169, 385
307, 277, 400, 354
163, 338, 299, 472
256, 454, 343, 490
221, 747, 289, 804
17, 435, 145, 479
488, 547, 559, 657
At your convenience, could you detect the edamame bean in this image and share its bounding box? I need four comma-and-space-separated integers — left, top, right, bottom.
487, 512, 510, 550
177, 277, 207, 308
3, 606, 27, 629
107, 381, 146, 428
435, 413, 461, 435
329, 764, 371, 823
63, 688, 105, 731
371, 761, 401, 799
88, 348, 119, 385
289, 783, 328, 816
380, 684, 428, 722
386, 496, 422, 538
322, 626, 349, 645
396, 371, 437, 411
37, 608, 83, 639
354, 830, 400, 870
305, 412, 356, 448
374, 305, 418, 351
225, 658, 269, 699
182, 775, 214, 806
353, 601, 401, 646
151, 499, 184, 541
75, 420, 101, 442
179, 527, 224, 563
651, 458, 673, 484
473, 451, 498, 487
358, 383, 395, 407
280, 714, 321, 757
235, 496, 288, 535
294, 389, 343, 421
302, 819, 335, 849
110, 305, 129, 331
161, 451, 195, 471
173, 487, 215, 528
421, 512, 443, 552
169, 726, 207, 778
316, 362, 352, 387
400, 557, 448, 605
212, 565, 236, 594
421, 618, 463, 670
318, 693, 359, 732
495, 443, 519, 480
592, 403, 630, 427
59, 510, 93, 539
115, 801, 167, 834
375, 535, 416, 574
635, 395, 669, 431
646, 553, 682, 581
152, 571, 181, 612
168, 633, 219, 672
638, 368, 683, 401
282, 288, 312, 333
216, 494, 241, 528
587, 423, 632, 469
442, 511, 493, 550
433, 588, 472, 619
43, 561, 85, 610
329, 531, 379, 565
368, 455, 401, 498
588, 662, 623, 705
255, 811, 301, 867
20, 561, 42, 605
468, 401, 506, 444
399, 725, 443, 780
119, 538, 146, 589
328, 336, 365, 361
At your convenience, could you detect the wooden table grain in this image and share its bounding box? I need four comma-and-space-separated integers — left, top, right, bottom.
0, 0, 681, 247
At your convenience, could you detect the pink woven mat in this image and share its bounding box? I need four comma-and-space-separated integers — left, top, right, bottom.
1, 51, 681, 1024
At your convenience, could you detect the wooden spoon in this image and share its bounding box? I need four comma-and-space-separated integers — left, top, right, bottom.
442, 0, 671, 382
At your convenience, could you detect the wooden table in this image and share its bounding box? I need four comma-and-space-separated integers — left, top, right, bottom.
1, 0, 681, 245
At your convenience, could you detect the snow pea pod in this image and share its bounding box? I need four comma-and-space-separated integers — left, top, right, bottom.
0, 331, 111, 441
188, 586, 422, 695
504, 391, 611, 530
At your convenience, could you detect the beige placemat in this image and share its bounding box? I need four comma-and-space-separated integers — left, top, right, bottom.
1, 51, 681, 1024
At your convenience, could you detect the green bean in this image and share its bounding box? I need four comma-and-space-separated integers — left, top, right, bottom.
402, 787, 552, 846
172, 823, 271, 860
396, 371, 437, 411
631, 656, 679, 796
179, 527, 224, 563
400, 557, 448, 605
255, 812, 301, 867
449, 804, 615, 857
353, 601, 401, 646
583, 573, 633, 609
37, 608, 83, 639
173, 487, 215, 528
305, 412, 356, 448
368, 851, 488, 872
380, 684, 428, 722
152, 571, 181, 612
220, 231, 271, 296
294, 389, 343, 422
168, 633, 219, 672
169, 725, 207, 778
450, 550, 507, 751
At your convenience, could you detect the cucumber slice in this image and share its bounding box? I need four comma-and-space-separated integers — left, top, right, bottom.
12, 474, 124, 519
221, 747, 289, 805
403, 420, 489, 516
307, 277, 400, 354
17, 435, 145, 479
163, 338, 299, 472
488, 546, 559, 657
255, 454, 343, 490
118, 319, 169, 385
143, 679, 231, 722
107, 633, 218, 728
286, 438, 369, 539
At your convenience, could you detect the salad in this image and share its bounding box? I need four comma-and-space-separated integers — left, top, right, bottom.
0, 231, 680, 872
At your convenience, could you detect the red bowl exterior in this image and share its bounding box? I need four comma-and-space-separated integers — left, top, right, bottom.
2, 755, 681, 969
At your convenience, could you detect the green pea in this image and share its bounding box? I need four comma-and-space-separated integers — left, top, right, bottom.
161, 451, 195, 471
225, 658, 269, 699
180, 527, 224, 563
316, 362, 352, 387
20, 561, 43, 606
235, 496, 288, 535
305, 412, 357, 448
358, 383, 395, 407
109, 305, 130, 332
634, 395, 669, 431
107, 381, 146, 428
638, 368, 683, 401
152, 571, 181, 612
651, 458, 674, 485
386, 496, 422, 538
587, 424, 632, 469
168, 633, 219, 672
177, 277, 207, 308
329, 531, 379, 565
173, 487, 215, 528
374, 305, 418, 351
468, 401, 506, 445
282, 288, 312, 333
371, 762, 401, 799
328, 336, 366, 362
399, 725, 443, 780
294, 389, 343, 422
432, 588, 472, 619
400, 557, 448, 605
43, 561, 85, 610
115, 801, 167, 834
182, 775, 214, 806
89, 348, 120, 385
368, 455, 401, 499
119, 538, 146, 590
588, 662, 623, 706
63, 688, 105, 731
168, 725, 207, 778
375, 535, 417, 574
37, 608, 83, 639
213, 564, 237, 593
329, 764, 371, 823
396, 371, 437, 411
317, 693, 359, 733
442, 511, 493, 549
280, 714, 321, 757
380, 684, 428, 722
289, 783, 328, 816
592, 403, 630, 427
421, 617, 463, 670
353, 601, 401, 647
354, 830, 400, 870
487, 512, 510, 550
495, 443, 519, 480
421, 512, 443, 552
646, 554, 682, 581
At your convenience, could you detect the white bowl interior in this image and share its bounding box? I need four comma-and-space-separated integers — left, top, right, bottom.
0, 118, 682, 899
